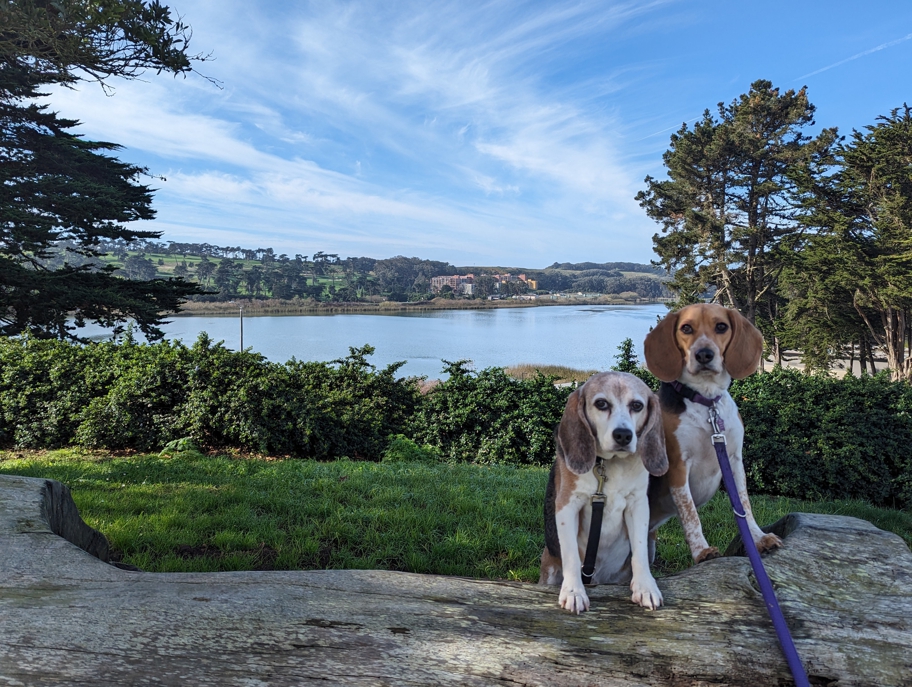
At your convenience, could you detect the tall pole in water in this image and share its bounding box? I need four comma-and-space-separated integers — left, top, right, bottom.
239, 303, 244, 351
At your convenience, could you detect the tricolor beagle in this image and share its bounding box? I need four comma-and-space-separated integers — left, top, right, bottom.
538, 371, 668, 614
644, 303, 782, 564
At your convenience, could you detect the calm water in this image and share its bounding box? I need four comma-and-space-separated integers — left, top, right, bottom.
84, 304, 667, 379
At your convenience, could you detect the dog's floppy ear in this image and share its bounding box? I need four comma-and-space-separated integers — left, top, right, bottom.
638, 393, 668, 476
723, 309, 764, 379
558, 388, 597, 475
644, 311, 683, 382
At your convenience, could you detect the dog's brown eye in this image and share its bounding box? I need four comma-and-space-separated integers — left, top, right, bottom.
594, 398, 610, 411
630, 401, 644, 412
715, 322, 729, 333
680, 324, 693, 334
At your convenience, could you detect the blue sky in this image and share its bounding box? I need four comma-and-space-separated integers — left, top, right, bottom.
50, 0, 912, 267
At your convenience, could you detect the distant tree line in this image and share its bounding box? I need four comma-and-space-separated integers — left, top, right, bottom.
520, 269, 666, 297
83, 238, 671, 304
546, 261, 666, 275
85, 243, 462, 304
638, 79, 912, 380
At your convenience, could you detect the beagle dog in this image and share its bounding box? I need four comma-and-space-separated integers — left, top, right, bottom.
539, 371, 668, 614
644, 303, 782, 565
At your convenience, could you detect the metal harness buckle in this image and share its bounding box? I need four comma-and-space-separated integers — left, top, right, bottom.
592, 459, 607, 503
707, 405, 725, 439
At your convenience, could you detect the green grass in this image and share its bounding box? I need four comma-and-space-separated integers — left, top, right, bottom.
0, 450, 546, 580
652, 490, 912, 575
1, 449, 909, 580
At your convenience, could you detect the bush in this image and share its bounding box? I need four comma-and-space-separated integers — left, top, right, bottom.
176, 340, 421, 459
75, 337, 192, 450
408, 361, 572, 466
2, 334, 911, 508
276, 345, 420, 459
382, 435, 441, 463
0, 336, 93, 447
733, 368, 912, 508
0, 336, 420, 459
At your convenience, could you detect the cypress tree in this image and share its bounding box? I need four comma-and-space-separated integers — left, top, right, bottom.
0, 0, 206, 340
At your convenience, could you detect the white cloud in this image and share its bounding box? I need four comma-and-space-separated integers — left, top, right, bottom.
41, 0, 680, 265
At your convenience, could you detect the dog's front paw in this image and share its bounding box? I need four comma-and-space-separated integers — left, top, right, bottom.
694, 546, 720, 563
559, 583, 590, 614
630, 576, 663, 610
756, 533, 783, 554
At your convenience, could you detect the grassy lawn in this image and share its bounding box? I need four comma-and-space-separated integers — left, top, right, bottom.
1, 449, 910, 580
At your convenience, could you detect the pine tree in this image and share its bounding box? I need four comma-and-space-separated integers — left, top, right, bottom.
0, 0, 207, 340
785, 105, 912, 380
636, 80, 838, 356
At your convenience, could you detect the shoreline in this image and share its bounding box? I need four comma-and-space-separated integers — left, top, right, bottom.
168, 300, 886, 379
172, 296, 669, 317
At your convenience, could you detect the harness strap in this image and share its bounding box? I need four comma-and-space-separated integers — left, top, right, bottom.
580, 497, 605, 585
668, 381, 724, 429
581, 458, 607, 585
708, 406, 810, 687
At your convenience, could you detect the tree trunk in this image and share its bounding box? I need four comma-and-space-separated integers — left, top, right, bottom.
718, 265, 741, 312
771, 336, 782, 367
882, 307, 908, 381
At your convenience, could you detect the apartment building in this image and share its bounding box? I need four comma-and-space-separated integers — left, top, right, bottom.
430, 274, 474, 295
491, 273, 538, 290
431, 272, 538, 295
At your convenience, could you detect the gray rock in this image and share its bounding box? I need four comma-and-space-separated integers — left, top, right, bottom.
1, 474, 910, 686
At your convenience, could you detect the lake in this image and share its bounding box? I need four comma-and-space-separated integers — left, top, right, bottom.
85, 304, 667, 379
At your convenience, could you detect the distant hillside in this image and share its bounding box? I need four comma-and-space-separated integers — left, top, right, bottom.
50, 237, 670, 302
546, 261, 666, 275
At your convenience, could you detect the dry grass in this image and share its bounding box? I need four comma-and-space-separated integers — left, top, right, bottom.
417, 379, 441, 394
505, 364, 598, 384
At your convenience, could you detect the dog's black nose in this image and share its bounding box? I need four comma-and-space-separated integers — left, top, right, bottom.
696, 347, 715, 365
613, 427, 633, 446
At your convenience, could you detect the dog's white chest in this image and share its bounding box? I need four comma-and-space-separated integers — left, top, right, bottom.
570, 457, 649, 584
678, 394, 743, 505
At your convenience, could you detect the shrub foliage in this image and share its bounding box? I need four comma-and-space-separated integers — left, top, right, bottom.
1, 336, 910, 506
0, 335, 420, 460
407, 361, 571, 466
732, 369, 912, 508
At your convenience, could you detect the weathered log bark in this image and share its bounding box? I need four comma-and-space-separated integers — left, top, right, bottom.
1, 474, 910, 686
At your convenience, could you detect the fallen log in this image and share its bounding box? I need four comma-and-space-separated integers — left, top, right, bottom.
0, 474, 910, 686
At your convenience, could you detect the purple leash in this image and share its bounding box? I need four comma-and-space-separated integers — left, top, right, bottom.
706, 402, 810, 687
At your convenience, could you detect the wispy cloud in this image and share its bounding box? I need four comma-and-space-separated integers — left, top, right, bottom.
43, 0, 911, 266
45, 0, 669, 264
795, 32, 912, 81
635, 116, 700, 142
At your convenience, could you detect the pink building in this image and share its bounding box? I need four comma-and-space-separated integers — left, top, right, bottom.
430, 274, 475, 295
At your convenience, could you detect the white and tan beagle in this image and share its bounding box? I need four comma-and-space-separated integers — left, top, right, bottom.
644, 303, 782, 565
539, 371, 668, 614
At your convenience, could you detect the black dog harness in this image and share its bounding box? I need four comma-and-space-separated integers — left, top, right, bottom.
580, 457, 607, 585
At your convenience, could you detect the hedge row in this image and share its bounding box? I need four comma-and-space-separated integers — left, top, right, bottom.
0, 335, 570, 466
0, 335, 421, 461
732, 370, 912, 509
1, 336, 911, 507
